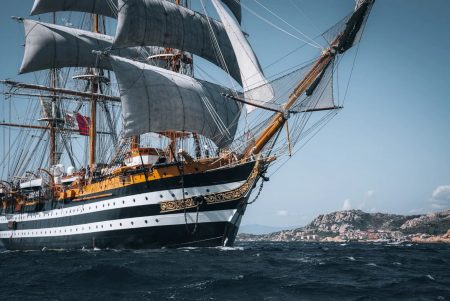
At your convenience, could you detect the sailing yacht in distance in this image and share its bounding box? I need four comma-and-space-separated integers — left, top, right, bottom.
0, 0, 374, 250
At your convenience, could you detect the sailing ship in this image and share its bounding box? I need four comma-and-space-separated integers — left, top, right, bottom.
0, 0, 374, 250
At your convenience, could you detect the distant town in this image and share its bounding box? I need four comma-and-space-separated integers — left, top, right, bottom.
238, 209, 450, 244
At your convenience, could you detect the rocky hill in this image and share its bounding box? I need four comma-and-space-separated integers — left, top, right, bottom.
304, 210, 416, 235
238, 209, 450, 243
400, 210, 450, 235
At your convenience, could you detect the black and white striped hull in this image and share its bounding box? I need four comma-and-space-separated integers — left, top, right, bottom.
0, 162, 258, 250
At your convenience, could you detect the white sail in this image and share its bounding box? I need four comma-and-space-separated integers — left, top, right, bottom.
31, 0, 117, 17
30, 0, 242, 23
211, 0, 274, 112
19, 20, 161, 74
110, 56, 242, 148
113, 0, 242, 86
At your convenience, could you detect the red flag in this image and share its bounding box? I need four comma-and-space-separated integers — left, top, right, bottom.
75, 113, 90, 136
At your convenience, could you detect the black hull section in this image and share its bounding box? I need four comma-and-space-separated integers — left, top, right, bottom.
0, 162, 257, 250
1, 221, 242, 250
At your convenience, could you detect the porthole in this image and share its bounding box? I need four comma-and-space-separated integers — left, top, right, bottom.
133, 199, 136, 202
103, 204, 105, 208
101, 225, 103, 228
131, 221, 134, 225
206, 189, 210, 193
110, 224, 112, 227
160, 195, 163, 198
108, 203, 110, 207
120, 223, 122, 226
185, 192, 188, 195
171, 193, 175, 197
113, 202, 115, 206
96, 226, 98, 229
145, 197, 148, 200
145, 220, 148, 224
122, 200, 125, 204
155, 218, 159, 223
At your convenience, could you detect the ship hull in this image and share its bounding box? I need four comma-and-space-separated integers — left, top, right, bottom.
0, 161, 258, 250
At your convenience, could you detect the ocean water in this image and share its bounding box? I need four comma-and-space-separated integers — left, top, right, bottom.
1, 242, 449, 301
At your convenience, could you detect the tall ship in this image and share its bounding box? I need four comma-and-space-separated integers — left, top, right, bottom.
0, 0, 374, 250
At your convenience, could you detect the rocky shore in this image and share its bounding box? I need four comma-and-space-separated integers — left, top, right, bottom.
238, 209, 450, 244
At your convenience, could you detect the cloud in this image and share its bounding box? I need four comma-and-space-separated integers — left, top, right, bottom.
428, 185, 450, 211
276, 210, 288, 216
432, 185, 450, 202
366, 190, 375, 198
342, 199, 352, 210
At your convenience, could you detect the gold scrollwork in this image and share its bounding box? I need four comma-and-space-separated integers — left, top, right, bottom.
160, 162, 260, 213
160, 198, 196, 213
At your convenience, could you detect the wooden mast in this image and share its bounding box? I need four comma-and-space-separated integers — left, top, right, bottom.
49, 12, 57, 166
241, 0, 374, 158
242, 48, 336, 158
89, 14, 100, 166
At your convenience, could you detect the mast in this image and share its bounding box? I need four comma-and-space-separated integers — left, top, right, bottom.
89, 14, 99, 166
49, 12, 57, 166
243, 52, 334, 158
243, 0, 373, 158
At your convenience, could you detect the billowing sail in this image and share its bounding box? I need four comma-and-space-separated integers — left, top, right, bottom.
211, 0, 274, 111
113, 0, 242, 85
30, 0, 117, 17
110, 56, 242, 148
30, 0, 242, 23
19, 20, 160, 74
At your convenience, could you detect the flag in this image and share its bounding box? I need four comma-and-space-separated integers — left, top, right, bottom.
75, 113, 90, 136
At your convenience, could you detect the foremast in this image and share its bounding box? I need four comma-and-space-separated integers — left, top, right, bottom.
242, 0, 374, 159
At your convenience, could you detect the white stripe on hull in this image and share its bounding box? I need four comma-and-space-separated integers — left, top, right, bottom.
0, 180, 245, 225
0, 209, 237, 239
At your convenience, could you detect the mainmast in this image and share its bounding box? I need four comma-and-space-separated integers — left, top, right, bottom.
49, 12, 57, 166
89, 14, 99, 166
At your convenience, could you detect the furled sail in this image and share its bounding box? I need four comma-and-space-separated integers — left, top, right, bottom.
30, 0, 117, 18
110, 56, 242, 148
337, 0, 374, 53
211, 0, 274, 111
222, 0, 242, 24
30, 0, 242, 23
295, 59, 335, 111
19, 20, 159, 74
113, 0, 242, 85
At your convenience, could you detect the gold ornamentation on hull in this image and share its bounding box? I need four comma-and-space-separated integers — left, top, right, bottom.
160, 162, 260, 213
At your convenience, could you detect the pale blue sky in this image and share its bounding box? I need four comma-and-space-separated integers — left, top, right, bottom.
1, 0, 449, 226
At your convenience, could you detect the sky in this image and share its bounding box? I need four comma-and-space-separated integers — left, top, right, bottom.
0, 0, 449, 227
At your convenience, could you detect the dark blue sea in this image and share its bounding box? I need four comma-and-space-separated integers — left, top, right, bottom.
1, 242, 449, 301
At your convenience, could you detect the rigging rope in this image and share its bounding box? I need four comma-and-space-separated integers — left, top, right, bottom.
237, 0, 321, 49
252, 0, 322, 49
